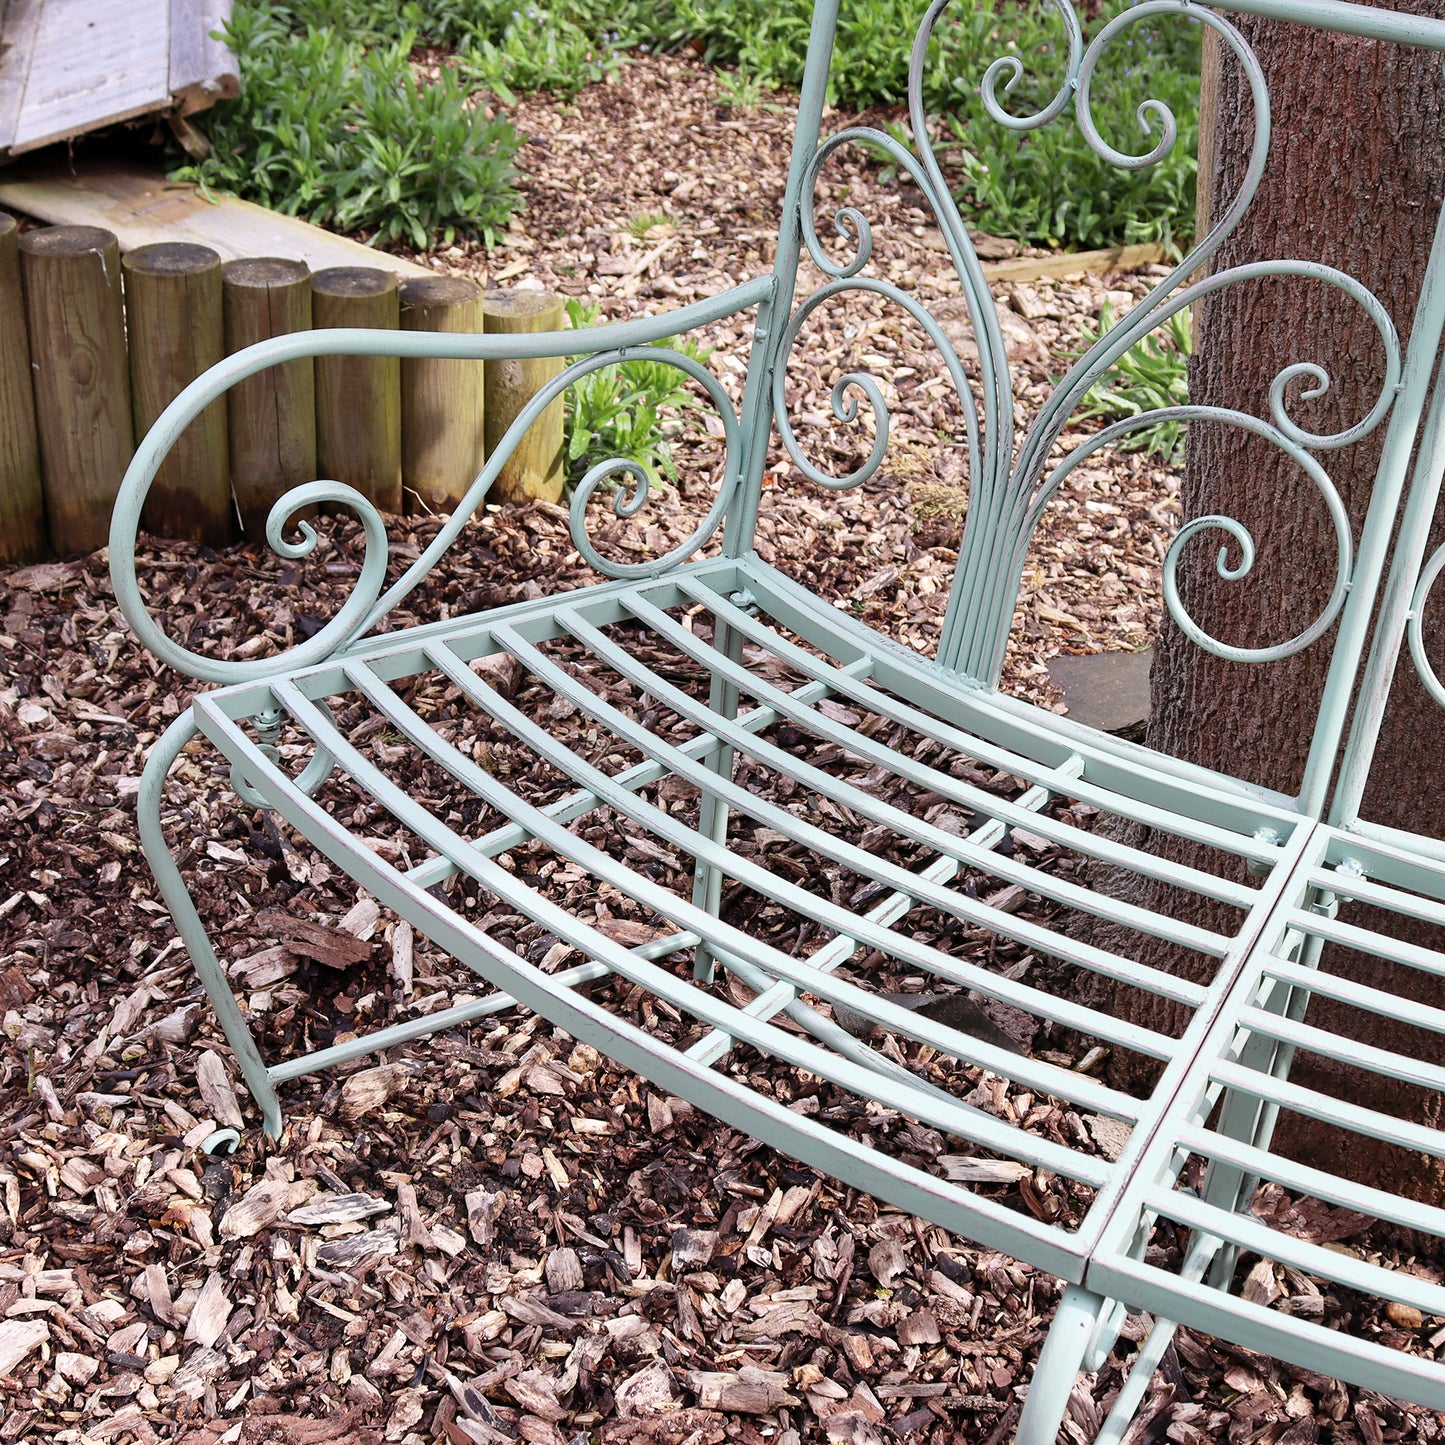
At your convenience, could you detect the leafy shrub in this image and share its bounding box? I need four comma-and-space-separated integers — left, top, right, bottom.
177, 0, 522, 249
194, 0, 1197, 253
461, 9, 626, 103
563, 299, 715, 489
937, 8, 1200, 249
713, 68, 781, 111
1076, 302, 1193, 463
647, 0, 1199, 250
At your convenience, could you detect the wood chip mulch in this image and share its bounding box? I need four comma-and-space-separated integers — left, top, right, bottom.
1, 48, 1439, 1445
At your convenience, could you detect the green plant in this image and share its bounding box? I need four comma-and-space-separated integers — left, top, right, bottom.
461, 8, 627, 102
195, 0, 1199, 255
938, 8, 1200, 251
714, 68, 779, 110
176, 1, 522, 249
563, 299, 714, 489
633, 0, 1200, 252
1076, 301, 1192, 464
625, 211, 673, 239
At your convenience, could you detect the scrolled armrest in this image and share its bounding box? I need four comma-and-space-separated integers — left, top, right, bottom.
109, 279, 773, 685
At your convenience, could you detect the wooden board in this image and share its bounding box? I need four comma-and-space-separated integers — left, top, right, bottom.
0, 159, 432, 276
0, 0, 237, 156
169, 0, 238, 116
979, 241, 1167, 285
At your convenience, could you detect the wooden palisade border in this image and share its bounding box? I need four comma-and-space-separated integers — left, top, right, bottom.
311, 266, 404, 514
0, 215, 47, 565
482, 289, 567, 505
222, 258, 317, 539
1, 216, 1165, 564
18, 225, 134, 556
123, 242, 232, 547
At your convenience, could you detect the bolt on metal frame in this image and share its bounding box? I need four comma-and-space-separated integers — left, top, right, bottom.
108, 0, 1445, 1438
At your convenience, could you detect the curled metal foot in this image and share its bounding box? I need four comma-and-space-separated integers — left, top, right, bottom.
201, 1128, 242, 1156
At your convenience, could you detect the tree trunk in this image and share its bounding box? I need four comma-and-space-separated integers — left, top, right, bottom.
1107, 2, 1445, 1194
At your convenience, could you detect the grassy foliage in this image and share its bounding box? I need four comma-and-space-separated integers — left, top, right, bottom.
176, 1, 523, 249
940, 12, 1199, 249
461, 9, 627, 103
563, 300, 714, 489
646, 0, 1199, 249
191, 0, 1197, 253
1077, 302, 1193, 464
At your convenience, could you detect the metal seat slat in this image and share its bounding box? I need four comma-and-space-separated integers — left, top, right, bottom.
197, 698, 1098, 1273
678, 574, 1292, 881
590, 598, 1238, 955
394, 663, 868, 890
262, 677, 1130, 1174
1175, 1124, 1445, 1245
350, 648, 1161, 1104
1235, 1003, 1445, 1097
484, 618, 1215, 1019
1141, 1187, 1445, 1320
1208, 1059, 1445, 1163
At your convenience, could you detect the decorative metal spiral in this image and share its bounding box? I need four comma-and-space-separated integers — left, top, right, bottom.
1033, 405, 1354, 663
1408, 544, 1445, 710
776, 0, 1406, 676
565, 350, 744, 579
979, 0, 1082, 131
109, 335, 744, 685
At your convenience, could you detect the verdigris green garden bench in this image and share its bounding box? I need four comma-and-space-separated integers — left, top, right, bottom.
106, 0, 1445, 1437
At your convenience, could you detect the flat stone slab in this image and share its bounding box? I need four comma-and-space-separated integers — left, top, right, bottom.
1047, 646, 1152, 736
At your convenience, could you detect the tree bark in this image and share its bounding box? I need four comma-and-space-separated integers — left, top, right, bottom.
1107, 3, 1445, 1193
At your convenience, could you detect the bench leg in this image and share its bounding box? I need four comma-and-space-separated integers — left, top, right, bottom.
1015, 1285, 1111, 1444
690, 609, 747, 984
137, 711, 284, 1142
1202, 922, 1325, 1289
1091, 1228, 1224, 1442
1093, 1311, 1181, 1444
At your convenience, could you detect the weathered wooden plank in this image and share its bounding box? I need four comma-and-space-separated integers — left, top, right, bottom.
399, 276, 486, 515
124, 242, 231, 546
0, 0, 45, 152
168, 0, 238, 115
313, 267, 403, 513
222, 258, 316, 538
0, 0, 235, 156
979, 242, 1167, 284
20, 225, 133, 555
12, 0, 171, 153
0, 160, 433, 275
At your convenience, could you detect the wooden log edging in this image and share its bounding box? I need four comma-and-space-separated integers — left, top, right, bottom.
312, 266, 402, 514
123, 242, 231, 546
0, 213, 1177, 568
19, 224, 133, 556
483, 289, 566, 506
399, 275, 486, 515
222, 258, 317, 539
0, 214, 47, 565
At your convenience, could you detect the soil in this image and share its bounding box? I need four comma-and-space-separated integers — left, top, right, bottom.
0, 48, 1432, 1445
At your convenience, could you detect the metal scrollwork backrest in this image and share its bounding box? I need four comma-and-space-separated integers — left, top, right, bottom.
770, 0, 1411, 687
108, 302, 763, 686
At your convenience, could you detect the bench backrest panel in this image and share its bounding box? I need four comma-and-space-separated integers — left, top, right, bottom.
752, 0, 1445, 817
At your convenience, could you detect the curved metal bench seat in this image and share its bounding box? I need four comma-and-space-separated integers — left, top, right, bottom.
187, 555, 1304, 1257
170, 554, 1445, 1425
1093, 824, 1445, 1419
107, 0, 1445, 1436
